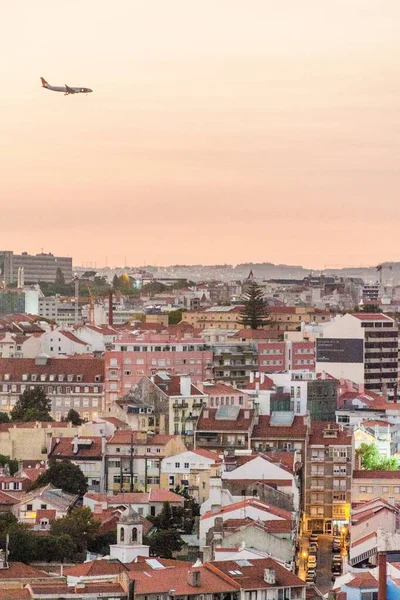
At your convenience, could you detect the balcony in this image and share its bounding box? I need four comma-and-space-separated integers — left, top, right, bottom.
173, 402, 188, 409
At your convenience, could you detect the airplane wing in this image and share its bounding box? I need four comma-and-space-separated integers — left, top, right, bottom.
65, 84, 75, 94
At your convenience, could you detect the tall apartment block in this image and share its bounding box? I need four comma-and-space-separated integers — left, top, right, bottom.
0, 251, 73, 284
316, 313, 398, 398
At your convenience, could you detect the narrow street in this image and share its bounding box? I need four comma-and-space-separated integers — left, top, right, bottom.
298, 534, 336, 595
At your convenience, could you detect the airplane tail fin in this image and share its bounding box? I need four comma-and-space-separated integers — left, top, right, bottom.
40, 77, 48, 87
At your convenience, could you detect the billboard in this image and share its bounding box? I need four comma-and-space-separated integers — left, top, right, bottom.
316, 338, 364, 364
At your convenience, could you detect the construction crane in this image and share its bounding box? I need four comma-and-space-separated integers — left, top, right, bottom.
86, 284, 95, 326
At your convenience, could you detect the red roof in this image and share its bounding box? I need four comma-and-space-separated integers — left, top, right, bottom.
351, 313, 393, 322
252, 415, 307, 439
210, 557, 306, 589
244, 376, 275, 391
197, 408, 254, 432
200, 382, 244, 396
0, 357, 104, 382
86, 489, 183, 505
35, 509, 56, 523
152, 374, 204, 397
353, 470, 400, 480
49, 436, 103, 459
191, 448, 222, 461
350, 532, 377, 548
21, 467, 46, 482
60, 331, 88, 345
107, 430, 179, 446
29, 583, 125, 596
345, 572, 378, 588
201, 498, 291, 521
309, 422, 352, 446
64, 558, 129, 577
0, 490, 21, 505
0, 561, 51, 580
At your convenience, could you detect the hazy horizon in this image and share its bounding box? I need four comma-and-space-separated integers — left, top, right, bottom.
2, 1, 400, 269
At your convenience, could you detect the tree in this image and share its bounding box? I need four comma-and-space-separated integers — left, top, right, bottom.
29, 460, 88, 496
356, 443, 399, 470
238, 281, 271, 329
64, 408, 83, 426
168, 309, 184, 325
0, 512, 17, 535
0, 454, 19, 476
51, 507, 100, 556
145, 529, 183, 558
112, 274, 120, 290
0, 412, 9, 424
10, 387, 53, 422
362, 304, 380, 313
55, 267, 65, 286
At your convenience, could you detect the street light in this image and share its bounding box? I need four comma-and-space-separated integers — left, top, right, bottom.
301, 551, 308, 570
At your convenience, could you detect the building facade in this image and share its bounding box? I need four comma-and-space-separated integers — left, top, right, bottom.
0, 251, 73, 284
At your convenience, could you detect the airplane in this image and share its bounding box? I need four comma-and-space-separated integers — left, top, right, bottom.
40, 77, 93, 95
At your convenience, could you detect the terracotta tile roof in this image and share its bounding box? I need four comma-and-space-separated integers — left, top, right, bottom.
49, 436, 103, 459
339, 391, 397, 411
20, 467, 46, 482
127, 563, 240, 595
309, 422, 352, 446
64, 557, 129, 577
353, 470, 400, 480
201, 498, 291, 521
360, 420, 392, 427
107, 430, 179, 446
0, 490, 20, 505
35, 509, 56, 524
0, 561, 51, 580
345, 572, 378, 588
0, 357, 104, 382
86, 489, 183, 506
243, 376, 275, 391
351, 313, 392, 322
29, 583, 125, 595
252, 415, 307, 439
196, 408, 254, 432
223, 517, 292, 534
199, 382, 244, 396
210, 557, 305, 589
152, 374, 205, 397
100, 416, 128, 427
0, 589, 31, 599
0, 422, 71, 433
60, 331, 88, 345
191, 448, 221, 461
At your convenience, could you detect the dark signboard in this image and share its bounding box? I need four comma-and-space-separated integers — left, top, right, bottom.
316, 338, 364, 363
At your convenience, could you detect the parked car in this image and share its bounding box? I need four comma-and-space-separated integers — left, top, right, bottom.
332, 541, 341, 553
309, 544, 318, 555
308, 556, 317, 569
309, 533, 318, 544
332, 556, 342, 574
306, 571, 316, 583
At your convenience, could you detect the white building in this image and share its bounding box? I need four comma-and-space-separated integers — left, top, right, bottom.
41, 329, 92, 356
316, 313, 398, 398
110, 506, 150, 563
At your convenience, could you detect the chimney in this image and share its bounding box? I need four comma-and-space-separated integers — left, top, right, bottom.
187, 570, 201, 587
378, 552, 387, 600
244, 410, 250, 419
128, 580, 135, 600
261, 372, 265, 384
203, 409, 209, 419
180, 374, 192, 397
75, 581, 85, 591
264, 568, 276, 584
249, 372, 254, 384
72, 436, 79, 455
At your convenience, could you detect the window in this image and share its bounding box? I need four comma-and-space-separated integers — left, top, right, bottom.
382, 487, 389, 494
333, 464, 347, 476
333, 479, 347, 490
41, 504, 47, 510
26, 504, 33, 511
394, 487, 400, 494
175, 462, 180, 468
361, 592, 378, 600
184, 462, 189, 469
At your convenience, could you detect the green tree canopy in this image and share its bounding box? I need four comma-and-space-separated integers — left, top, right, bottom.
145, 528, 183, 558
356, 443, 399, 470
0, 454, 19, 476
238, 281, 271, 330
0, 412, 10, 424
51, 507, 100, 556
112, 274, 120, 290
64, 408, 83, 426
29, 460, 88, 496
55, 267, 65, 286
10, 387, 53, 422
168, 309, 184, 325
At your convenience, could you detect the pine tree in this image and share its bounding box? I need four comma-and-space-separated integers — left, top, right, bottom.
55, 267, 65, 286
238, 281, 270, 330
112, 274, 120, 290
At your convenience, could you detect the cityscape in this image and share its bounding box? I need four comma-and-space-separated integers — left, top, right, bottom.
3, 0, 400, 598
0, 249, 398, 598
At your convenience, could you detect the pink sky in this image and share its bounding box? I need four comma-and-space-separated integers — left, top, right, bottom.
1, 1, 400, 269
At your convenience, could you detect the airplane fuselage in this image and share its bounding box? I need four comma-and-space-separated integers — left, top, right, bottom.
40, 78, 93, 95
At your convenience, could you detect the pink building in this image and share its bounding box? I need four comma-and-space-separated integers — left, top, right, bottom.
105, 332, 213, 408
198, 381, 252, 409
258, 340, 315, 373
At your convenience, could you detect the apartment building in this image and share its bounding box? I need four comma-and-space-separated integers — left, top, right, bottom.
0, 356, 104, 421
251, 414, 308, 461
212, 344, 258, 387
181, 305, 243, 329
104, 430, 186, 492
48, 435, 104, 491
0, 250, 73, 284
304, 422, 353, 534
351, 470, 400, 505
316, 313, 399, 398
105, 333, 213, 408
200, 381, 252, 409
258, 340, 315, 373
194, 406, 255, 452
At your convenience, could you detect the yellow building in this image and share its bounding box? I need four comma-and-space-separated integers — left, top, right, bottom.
160, 449, 221, 504
0, 421, 79, 461
181, 306, 243, 330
